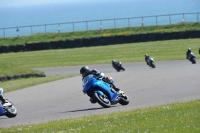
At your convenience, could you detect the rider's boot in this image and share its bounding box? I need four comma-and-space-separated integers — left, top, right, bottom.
112, 84, 124, 94
0, 95, 12, 108
2, 102, 12, 108
89, 97, 96, 104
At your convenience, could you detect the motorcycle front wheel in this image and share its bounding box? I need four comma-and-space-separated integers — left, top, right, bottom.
93, 92, 111, 108
5, 100, 17, 118
121, 67, 125, 71
150, 61, 156, 68
191, 58, 196, 64
151, 64, 156, 68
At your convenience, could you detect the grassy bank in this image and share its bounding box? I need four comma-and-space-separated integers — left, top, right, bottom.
0, 99, 199, 132
0, 38, 199, 76
0, 25, 199, 132
0, 38, 199, 93
0, 22, 200, 46
0, 74, 77, 93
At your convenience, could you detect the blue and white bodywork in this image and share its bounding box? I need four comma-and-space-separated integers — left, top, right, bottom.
0, 88, 17, 118
0, 89, 6, 116
188, 52, 196, 64
83, 74, 129, 108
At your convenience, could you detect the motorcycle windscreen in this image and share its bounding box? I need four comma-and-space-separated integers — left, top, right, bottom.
0, 88, 3, 95
83, 74, 98, 93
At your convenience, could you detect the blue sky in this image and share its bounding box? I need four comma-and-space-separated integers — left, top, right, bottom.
0, 0, 94, 7
1, 0, 198, 7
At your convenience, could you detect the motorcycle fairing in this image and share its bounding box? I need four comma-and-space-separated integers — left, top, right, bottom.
0, 103, 7, 116
83, 74, 120, 104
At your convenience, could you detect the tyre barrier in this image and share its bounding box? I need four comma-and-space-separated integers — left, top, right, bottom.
0, 30, 200, 53
0, 73, 46, 82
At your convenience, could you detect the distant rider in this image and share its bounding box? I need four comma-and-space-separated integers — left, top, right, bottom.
186, 48, 193, 59
80, 66, 121, 103
145, 54, 151, 65
112, 60, 120, 66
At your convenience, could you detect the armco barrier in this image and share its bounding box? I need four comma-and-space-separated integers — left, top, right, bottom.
0, 30, 200, 53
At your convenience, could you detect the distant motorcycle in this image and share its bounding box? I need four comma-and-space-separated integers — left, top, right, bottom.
187, 52, 196, 64
0, 89, 17, 118
82, 74, 129, 108
147, 57, 156, 68
112, 60, 125, 72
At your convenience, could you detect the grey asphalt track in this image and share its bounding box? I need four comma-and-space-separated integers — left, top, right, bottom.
0, 59, 200, 128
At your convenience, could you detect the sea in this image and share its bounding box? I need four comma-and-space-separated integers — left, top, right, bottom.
0, 0, 199, 37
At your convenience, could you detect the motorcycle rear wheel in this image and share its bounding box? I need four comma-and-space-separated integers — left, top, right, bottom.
119, 95, 129, 105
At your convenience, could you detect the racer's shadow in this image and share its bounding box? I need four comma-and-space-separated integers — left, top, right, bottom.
0, 117, 7, 119
58, 105, 119, 114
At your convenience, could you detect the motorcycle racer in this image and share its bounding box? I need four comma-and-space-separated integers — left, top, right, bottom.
0, 88, 11, 107
80, 66, 122, 103
145, 54, 151, 65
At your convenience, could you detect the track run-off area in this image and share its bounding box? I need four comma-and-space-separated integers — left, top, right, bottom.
0, 59, 200, 127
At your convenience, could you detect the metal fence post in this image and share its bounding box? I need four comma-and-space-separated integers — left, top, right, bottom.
100, 20, 102, 32
31, 26, 33, 35
114, 19, 116, 29
141, 17, 144, 27
16, 27, 19, 37
156, 16, 157, 26
169, 15, 171, 25
86, 21, 88, 31
44, 25, 46, 35
128, 18, 130, 27
182, 13, 185, 23
58, 23, 60, 34
3, 28, 5, 38
72, 22, 74, 32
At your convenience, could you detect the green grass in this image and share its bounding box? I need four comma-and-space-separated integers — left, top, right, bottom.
0, 38, 199, 76
0, 22, 200, 46
0, 99, 199, 132
0, 38, 199, 93
0, 25, 199, 132
0, 74, 77, 93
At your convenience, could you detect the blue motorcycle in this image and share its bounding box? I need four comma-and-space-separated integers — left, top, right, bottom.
82, 74, 129, 108
0, 88, 17, 118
